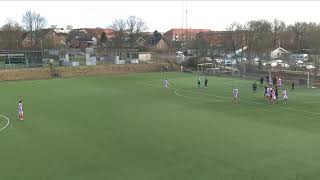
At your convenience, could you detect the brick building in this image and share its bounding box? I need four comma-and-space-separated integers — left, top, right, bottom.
21, 28, 67, 48
163, 28, 211, 42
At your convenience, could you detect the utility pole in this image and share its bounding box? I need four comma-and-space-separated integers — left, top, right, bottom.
307, 71, 310, 88
185, 1, 188, 55
41, 40, 44, 60
9, 23, 12, 51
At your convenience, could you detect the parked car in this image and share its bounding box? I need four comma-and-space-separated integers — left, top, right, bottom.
279, 62, 290, 68
224, 59, 237, 66
205, 57, 212, 62
306, 65, 315, 69
214, 59, 223, 63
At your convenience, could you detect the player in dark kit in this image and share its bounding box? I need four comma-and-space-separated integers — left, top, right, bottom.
291, 81, 295, 91
273, 77, 277, 87
260, 77, 264, 87
252, 82, 257, 93
204, 77, 208, 88
275, 86, 279, 100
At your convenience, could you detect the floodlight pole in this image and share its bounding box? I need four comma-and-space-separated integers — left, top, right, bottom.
307, 71, 310, 88
41, 40, 44, 60
231, 62, 234, 76
197, 64, 199, 75
8, 53, 10, 66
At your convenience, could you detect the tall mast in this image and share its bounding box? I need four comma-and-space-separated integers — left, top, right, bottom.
185, 0, 188, 54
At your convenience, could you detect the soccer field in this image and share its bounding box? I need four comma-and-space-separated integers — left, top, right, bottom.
1, 72, 320, 180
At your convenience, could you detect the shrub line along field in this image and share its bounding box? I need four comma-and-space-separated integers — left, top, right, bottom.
1, 72, 320, 180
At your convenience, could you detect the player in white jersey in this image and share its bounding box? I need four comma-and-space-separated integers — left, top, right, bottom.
268, 77, 273, 86
272, 90, 276, 103
18, 100, 24, 120
163, 78, 169, 88
282, 89, 288, 103
278, 78, 282, 87
233, 88, 239, 102
266, 87, 271, 97
265, 86, 272, 102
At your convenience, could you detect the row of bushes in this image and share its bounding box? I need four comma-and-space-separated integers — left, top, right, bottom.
0, 63, 176, 81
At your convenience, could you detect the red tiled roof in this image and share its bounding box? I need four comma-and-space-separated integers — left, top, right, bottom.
198, 31, 234, 46
84, 28, 115, 39
164, 28, 211, 36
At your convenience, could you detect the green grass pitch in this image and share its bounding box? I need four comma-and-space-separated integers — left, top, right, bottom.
0, 72, 320, 180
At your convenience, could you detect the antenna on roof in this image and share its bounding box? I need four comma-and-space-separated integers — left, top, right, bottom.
181, 0, 184, 36
278, 39, 281, 48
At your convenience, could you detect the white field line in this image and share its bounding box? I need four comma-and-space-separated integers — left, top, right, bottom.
174, 89, 228, 102
174, 89, 201, 100
137, 79, 320, 116
0, 115, 10, 132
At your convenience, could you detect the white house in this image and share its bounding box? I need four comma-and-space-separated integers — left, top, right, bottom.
235, 46, 248, 56
270, 47, 289, 60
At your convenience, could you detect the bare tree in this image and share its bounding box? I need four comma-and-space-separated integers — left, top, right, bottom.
305, 23, 320, 77
271, 19, 286, 48
191, 33, 209, 59
22, 11, 34, 32
109, 16, 148, 49
1, 18, 23, 50
126, 16, 148, 48
109, 19, 127, 48
22, 10, 47, 48
246, 20, 273, 69
289, 22, 308, 50
226, 22, 246, 75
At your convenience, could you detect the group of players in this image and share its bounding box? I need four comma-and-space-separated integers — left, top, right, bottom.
163, 74, 290, 104
234, 77, 288, 103
261, 76, 288, 104
231, 75, 291, 104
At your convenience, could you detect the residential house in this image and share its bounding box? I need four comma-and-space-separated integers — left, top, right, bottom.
83, 28, 115, 41
163, 28, 211, 49
270, 46, 290, 60
54, 27, 72, 34
70, 37, 97, 49
135, 33, 169, 51
150, 37, 168, 50
21, 28, 67, 48
67, 28, 115, 49
198, 31, 233, 48
289, 52, 309, 62
163, 28, 211, 42
135, 36, 147, 47
68, 29, 97, 49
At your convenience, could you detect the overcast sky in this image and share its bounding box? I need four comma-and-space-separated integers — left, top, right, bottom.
1, 1, 320, 32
